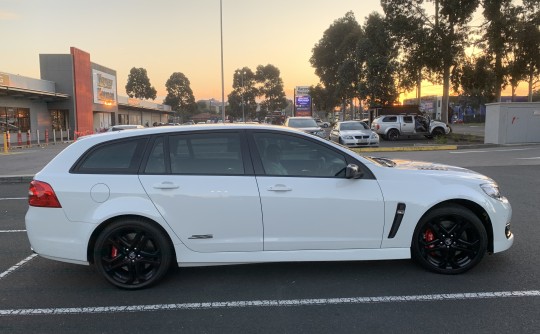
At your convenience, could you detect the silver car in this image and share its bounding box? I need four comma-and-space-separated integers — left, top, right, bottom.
284, 117, 327, 139
330, 121, 379, 147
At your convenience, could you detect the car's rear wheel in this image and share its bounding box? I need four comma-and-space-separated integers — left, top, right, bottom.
387, 129, 399, 141
94, 218, 172, 289
411, 204, 487, 274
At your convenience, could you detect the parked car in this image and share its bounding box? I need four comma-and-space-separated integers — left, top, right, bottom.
107, 124, 144, 131
314, 118, 330, 128
26, 124, 513, 289
330, 121, 379, 147
371, 114, 451, 141
284, 116, 327, 139
0, 121, 19, 132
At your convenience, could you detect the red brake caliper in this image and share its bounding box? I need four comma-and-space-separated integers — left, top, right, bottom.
424, 229, 435, 249
111, 246, 118, 258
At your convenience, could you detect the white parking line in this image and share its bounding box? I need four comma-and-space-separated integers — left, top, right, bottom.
0, 198, 26, 201
0, 254, 37, 281
0, 290, 539, 316
0, 230, 26, 233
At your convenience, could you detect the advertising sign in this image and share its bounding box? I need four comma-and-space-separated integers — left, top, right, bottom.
92, 70, 117, 105
295, 95, 311, 117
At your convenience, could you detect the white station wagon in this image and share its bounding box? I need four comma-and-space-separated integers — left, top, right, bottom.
26, 124, 513, 289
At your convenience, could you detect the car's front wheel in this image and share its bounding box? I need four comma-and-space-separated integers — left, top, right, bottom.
94, 218, 173, 289
411, 204, 487, 274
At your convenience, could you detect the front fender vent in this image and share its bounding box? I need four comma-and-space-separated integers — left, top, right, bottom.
388, 203, 406, 239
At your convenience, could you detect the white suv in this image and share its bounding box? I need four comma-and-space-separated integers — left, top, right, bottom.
26, 124, 513, 289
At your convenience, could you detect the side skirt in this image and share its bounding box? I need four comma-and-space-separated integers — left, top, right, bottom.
173, 244, 411, 267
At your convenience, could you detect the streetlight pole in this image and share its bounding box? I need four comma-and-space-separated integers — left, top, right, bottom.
220, 0, 226, 122
241, 70, 245, 123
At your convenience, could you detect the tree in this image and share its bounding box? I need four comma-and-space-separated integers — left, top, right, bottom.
255, 64, 288, 115
163, 72, 196, 122
310, 11, 362, 115
381, 0, 480, 122
382, 0, 438, 105
451, 55, 497, 108
516, 0, 540, 101
481, 0, 520, 101
310, 84, 339, 118
125, 67, 157, 100
227, 67, 258, 121
357, 12, 399, 107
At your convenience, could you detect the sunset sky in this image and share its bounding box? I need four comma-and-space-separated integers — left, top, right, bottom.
0, 0, 524, 103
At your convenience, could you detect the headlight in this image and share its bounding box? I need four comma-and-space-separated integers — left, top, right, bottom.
481, 183, 503, 201
342, 135, 354, 139
370, 133, 378, 139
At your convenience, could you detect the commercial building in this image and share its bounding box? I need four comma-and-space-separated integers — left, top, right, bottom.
1, 47, 171, 144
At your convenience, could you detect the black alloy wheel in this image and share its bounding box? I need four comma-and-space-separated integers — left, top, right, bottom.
411, 204, 487, 274
387, 129, 399, 141
94, 219, 172, 289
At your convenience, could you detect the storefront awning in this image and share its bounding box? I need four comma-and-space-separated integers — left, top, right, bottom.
0, 86, 70, 101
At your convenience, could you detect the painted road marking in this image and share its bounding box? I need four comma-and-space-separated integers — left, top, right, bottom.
516, 157, 540, 160
450, 148, 533, 154
0, 230, 26, 233
0, 290, 539, 316
0, 254, 37, 281
0, 198, 27, 201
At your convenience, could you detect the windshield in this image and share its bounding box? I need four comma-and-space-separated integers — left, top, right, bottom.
288, 118, 318, 128
340, 122, 369, 130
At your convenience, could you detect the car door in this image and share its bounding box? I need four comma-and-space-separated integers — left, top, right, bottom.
139, 131, 263, 253
250, 131, 385, 251
401, 116, 415, 135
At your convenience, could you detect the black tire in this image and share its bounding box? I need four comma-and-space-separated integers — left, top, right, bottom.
432, 127, 445, 137
94, 218, 173, 289
338, 137, 343, 144
387, 129, 399, 141
411, 204, 487, 274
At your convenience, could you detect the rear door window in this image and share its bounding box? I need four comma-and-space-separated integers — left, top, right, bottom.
168, 132, 244, 175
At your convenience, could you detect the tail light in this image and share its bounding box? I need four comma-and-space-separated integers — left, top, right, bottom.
376, 124, 380, 130
28, 180, 62, 208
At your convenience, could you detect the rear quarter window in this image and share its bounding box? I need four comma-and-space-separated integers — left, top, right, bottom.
72, 138, 148, 174
383, 116, 397, 122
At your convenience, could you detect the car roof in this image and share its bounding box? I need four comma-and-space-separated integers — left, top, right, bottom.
85, 123, 306, 143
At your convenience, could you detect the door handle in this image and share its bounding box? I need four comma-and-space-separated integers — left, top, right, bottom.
268, 184, 292, 192
153, 181, 180, 189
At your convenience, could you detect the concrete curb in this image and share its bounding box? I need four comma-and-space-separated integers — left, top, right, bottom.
352, 145, 458, 153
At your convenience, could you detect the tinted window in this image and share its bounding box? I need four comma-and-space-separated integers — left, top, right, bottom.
144, 137, 166, 174
403, 116, 413, 123
288, 118, 317, 128
76, 138, 147, 173
253, 133, 347, 177
169, 133, 244, 175
383, 116, 397, 122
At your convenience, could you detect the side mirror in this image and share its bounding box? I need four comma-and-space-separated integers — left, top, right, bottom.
345, 164, 364, 179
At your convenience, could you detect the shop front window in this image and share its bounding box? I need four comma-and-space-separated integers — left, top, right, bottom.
1, 107, 30, 132
118, 114, 129, 125
50, 109, 68, 131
